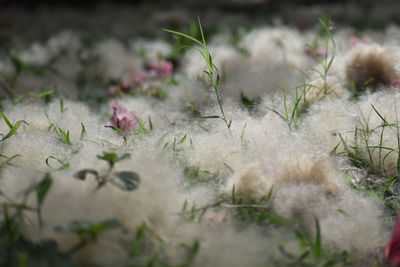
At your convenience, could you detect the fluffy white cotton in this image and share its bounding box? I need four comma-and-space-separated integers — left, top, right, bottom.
1, 20, 398, 266
95, 39, 142, 79
131, 39, 172, 60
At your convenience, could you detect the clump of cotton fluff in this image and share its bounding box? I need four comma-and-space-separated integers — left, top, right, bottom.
194, 99, 388, 255
227, 114, 386, 255
164, 78, 210, 111
9, 31, 83, 98
18, 43, 51, 65
182, 101, 267, 180
0, 103, 66, 172
190, 225, 269, 267
95, 39, 142, 79
182, 36, 245, 99
107, 95, 191, 134
0, 100, 120, 172
131, 39, 172, 61
46, 31, 81, 55
346, 44, 400, 91
300, 97, 358, 155
16, 31, 80, 67
273, 183, 387, 254
182, 27, 310, 101
1, 150, 189, 265
0, 101, 197, 265
383, 25, 400, 46
237, 27, 310, 96
304, 75, 349, 105
303, 89, 400, 176
350, 90, 400, 176
224, 131, 343, 203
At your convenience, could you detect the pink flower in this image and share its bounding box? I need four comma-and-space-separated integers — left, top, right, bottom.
109, 100, 137, 133
391, 80, 400, 87
132, 71, 149, 85
385, 215, 400, 266
305, 47, 326, 59
350, 36, 372, 45
107, 85, 121, 96
147, 60, 174, 78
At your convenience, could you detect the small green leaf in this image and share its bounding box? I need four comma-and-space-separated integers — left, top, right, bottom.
45, 156, 70, 170
200, 115, 220, 119
178, 134, 187, 144
117, 153, 131, 162
163, 29, 204, 47
1, 120, 27, 142
74, 169, 99, 180
54, 219, 121, 250
312, 218, 322, 260
80, 122, 86, 138
57, 128, 72, 145
105, 125, 122, 134
32, 173, 53, 228
36, 173, 53, 207
97, 152, 118, 168
129, 223, 146, 256
13, 89, 56, 105
240, 92, 256, 111
0, 111, 13, 129
112, 171, 140, 191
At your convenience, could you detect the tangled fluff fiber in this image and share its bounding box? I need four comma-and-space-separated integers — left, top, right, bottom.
3, 22, 400, 266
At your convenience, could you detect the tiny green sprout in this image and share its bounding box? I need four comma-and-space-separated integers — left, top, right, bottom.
181, 240, 200, 266
55, 127, 72, 146
148, 115, 153, 131
240, 92, 257, 111
23, 173, 53, 228
104, 125, 122, 134
0, 112, 28, 142
312, 218, 322, 260
75, 152, 140, 192
164, 17, 232, 133
80, 122, 86, 138
59, 97, 66, 113
129, 223, 147, 256
45, 156, 70, 170
12, 89, 55, 105
97, 151, 130, 169
0, 153, 20, 168
54, 219, 121, 253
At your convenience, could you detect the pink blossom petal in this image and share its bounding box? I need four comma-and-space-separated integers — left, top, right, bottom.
350, 36, 361, 45
363, 36, 373, 44
391, 80, 400, 87
385, 216, 400, 266
132, 71, 149, 84
107, 86, 120, 96
109, 101, 137, 134
350, 35, 373, 45
147, 60, 174, 78
305, 47, 326, 59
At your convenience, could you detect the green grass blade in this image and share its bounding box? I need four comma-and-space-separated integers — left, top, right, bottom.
163, 29, 204, 47
1, 120, 26, 142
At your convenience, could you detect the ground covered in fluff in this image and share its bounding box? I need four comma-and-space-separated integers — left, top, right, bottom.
2, 5, 400, 267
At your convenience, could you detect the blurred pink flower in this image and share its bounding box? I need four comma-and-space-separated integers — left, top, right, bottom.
385, 215, 400, 266
107, 82, 131, 97
109, 100, 137, 133
350, 36, 372, 45
305, 47, 326, 59
391, 79, 400, 87
132, 71, 149, 85
147, 60, 174, 77
107, 85, 120, 96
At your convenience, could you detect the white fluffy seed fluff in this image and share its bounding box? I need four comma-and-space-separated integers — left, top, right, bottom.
3, 23, 400, 266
